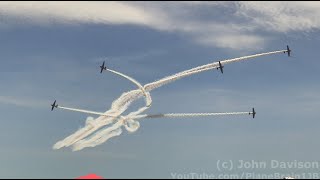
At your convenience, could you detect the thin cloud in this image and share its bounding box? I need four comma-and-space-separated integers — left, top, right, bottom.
196, 34, 266, 50
0, 95, 47, 108
0, 2, 319, 50
235, 2, 320, 33
0, 1, 156, 26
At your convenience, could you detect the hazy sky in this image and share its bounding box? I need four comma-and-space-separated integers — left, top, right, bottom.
0, 1, 320, 178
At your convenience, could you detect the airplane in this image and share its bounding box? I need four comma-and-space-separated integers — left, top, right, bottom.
216, 61, 224, 74
284, 45, 291, 57
249, 108, 256, 118
51, 100, 58, 111
100, 61, 107, 73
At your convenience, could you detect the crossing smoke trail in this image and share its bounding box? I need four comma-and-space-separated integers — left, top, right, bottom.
54, 89, 149, 149
106, 68, 152, 107
71, 111, 248, 151
71, 116, 141, 151
72, 120, 124, 151
67, 110, 251, 151
54, 49, 287, 151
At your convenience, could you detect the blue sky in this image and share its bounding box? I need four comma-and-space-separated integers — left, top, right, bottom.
0, 1, 320, 178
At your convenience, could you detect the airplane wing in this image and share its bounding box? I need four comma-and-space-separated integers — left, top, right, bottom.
57, 105, 117, 118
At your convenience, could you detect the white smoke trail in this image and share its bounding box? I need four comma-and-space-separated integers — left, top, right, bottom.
54, 89, 148, 149
53, 123, 95, 149
54, 49, 287, 150
124, 119, 140, 132
72, 121, 124, 151
58, 106, 116, 117
144, 49, 286, 91
106, 68, 152, 107
53, 115, 116, 149
69, 110, 250, 150
73, 128, 123, 151
87, 111, 248, 150
222, 50, 286, 64
145, 65, 218, 92
69, 119, 140, 151
110, 89, 145, 114
135, 112, 250, 119
70, 107, 147, 150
